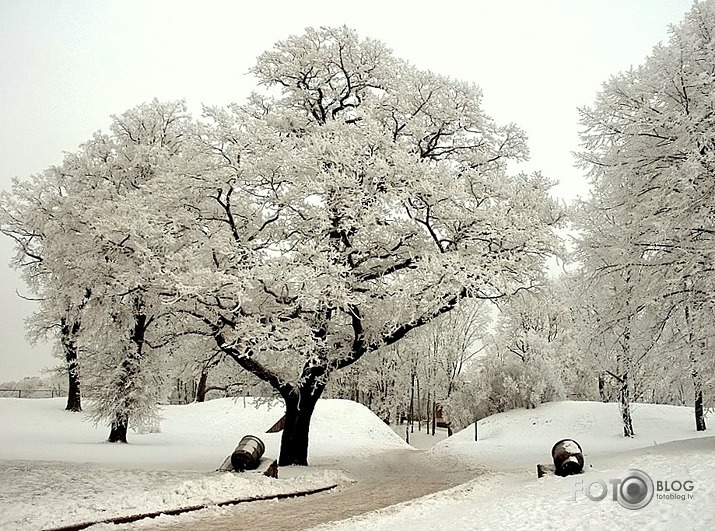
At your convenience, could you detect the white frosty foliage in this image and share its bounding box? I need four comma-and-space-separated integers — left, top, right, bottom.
2, 28, 562, 456
576, 1, 715, 433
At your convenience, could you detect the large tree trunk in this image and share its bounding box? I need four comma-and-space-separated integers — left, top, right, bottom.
107, 301, 147, 444
416, 376, 421, 431
409, 371, 415, 434
278, 381, 324, 466
195, 369, 209, 403
60, 317, 82, 412
618, 319, 635, 438
66, 355, 82, 412
691, 348, 706, 432
694, 385, 707, 432
685, 306, 706, 432
108, 413, 129, 443
618, 372, 634, 437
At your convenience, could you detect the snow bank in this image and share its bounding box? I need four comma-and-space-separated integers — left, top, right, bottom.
0, 397, 403, 530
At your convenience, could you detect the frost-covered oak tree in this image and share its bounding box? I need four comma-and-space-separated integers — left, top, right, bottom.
2, 100, 197, 441
155, 27, 561, 465
62, 100, 199, 442
577, 1, 715, 433
0, 166, 91, 412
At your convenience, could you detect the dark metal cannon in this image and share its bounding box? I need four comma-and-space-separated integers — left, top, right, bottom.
231, 435, 266, 471
551, 438, 584, 477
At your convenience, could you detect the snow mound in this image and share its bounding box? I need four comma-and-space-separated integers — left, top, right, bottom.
311, 399, 411, 463
0, 397, 403, 530
430, 400, 713, 472
0, 397, 408, 470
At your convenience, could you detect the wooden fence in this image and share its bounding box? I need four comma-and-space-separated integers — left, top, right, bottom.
0, 389, 65, 399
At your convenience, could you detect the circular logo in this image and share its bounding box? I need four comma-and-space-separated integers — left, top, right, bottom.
616, 469, 654, 510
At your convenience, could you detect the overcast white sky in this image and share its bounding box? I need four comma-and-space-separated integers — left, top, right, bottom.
0, 0, 696, 381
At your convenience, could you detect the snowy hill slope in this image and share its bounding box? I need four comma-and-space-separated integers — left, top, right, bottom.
0, 397, 408, 470
0, 397, 406, 530
431, 400, 712, 472
321, 401, 715, 531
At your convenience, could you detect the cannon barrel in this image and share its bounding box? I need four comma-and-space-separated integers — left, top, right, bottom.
551, 438, 584, 477
231, 435, 266, 471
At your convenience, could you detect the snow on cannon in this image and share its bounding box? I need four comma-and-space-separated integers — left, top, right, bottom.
552, 439, 584, 476
231, 435, 266, 471
537, 439, 584, 478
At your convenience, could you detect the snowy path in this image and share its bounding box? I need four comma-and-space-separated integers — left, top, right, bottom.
137, 448, 478, 530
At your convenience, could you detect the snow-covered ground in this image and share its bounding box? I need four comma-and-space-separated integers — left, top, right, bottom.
390, 422, 449, 450
324, 401, 715, 530
1, 397, 713, 530
0, 397, 404, 530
